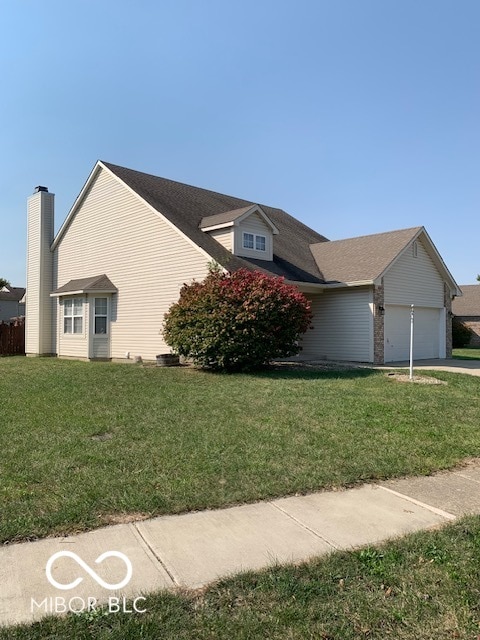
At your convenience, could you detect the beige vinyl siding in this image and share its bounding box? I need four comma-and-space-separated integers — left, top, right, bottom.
26, 191, 54, 355
301, 288, 373, 362
54, 167, 211, 360
208, 228, 233, 252
384, 239, 444, 307
235, 213, 273, 261
57, 296, 89, 358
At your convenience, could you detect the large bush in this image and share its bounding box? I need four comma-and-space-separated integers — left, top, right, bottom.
163, 267, 313, 370
452, 317, 472, 348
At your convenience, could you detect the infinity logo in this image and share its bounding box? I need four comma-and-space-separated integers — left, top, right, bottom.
46, 551, 133, 591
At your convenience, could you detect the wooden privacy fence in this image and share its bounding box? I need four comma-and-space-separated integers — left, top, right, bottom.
0, 319, 25, 355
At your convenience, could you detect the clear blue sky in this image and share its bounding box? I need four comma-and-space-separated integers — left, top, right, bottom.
1, 0, 479, 287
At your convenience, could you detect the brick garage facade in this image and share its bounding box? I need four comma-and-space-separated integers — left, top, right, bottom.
373, 280, 384, 364
456, 316, 480, 346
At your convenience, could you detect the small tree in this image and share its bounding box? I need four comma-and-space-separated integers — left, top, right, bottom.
0, 277, 10, 289
163, 268, 313, 370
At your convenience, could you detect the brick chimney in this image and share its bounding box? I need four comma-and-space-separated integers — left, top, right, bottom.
25, 186, 55, 355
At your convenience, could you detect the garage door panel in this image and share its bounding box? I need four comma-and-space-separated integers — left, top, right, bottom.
384, 306, 441, 362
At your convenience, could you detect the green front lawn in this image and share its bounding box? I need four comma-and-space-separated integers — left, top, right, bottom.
1, 358, 480, 543
453, 347, 480, 360
3, 515, 480, 639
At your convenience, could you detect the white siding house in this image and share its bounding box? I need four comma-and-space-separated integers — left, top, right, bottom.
383, 238, 446, 362
25, 160, 460, 364
301, 289, 373, 362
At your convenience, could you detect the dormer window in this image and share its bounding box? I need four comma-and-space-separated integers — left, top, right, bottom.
255, 235, 266, 251
200, 204, 278, 261
243, 232, 254, 249
243, 232, 266, 252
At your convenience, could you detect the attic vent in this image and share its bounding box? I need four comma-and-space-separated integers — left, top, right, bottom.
34, 186, 48, 193
412, 241, 418, 258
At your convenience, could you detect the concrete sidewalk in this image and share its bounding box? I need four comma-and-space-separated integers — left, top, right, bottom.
2, 461, 480, 627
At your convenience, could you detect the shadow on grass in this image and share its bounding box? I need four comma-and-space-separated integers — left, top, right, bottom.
253, 366, 379, 380
199, 364, 379, 380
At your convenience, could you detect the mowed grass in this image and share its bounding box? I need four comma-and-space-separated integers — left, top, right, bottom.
4, 515, 480, 639
1, 357, 480, 543
453, 347, 480, 360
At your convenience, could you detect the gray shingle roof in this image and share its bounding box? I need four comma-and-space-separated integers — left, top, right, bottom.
0, 287, 26, 302
53, 274, 117, 295
102, 162, 328, 283
310, 227, 422, 283
453, 285, 480, 316
199, 206, 256, 229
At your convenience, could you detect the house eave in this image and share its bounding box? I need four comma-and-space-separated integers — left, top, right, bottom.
285, 280, 325, 293
324, 280, 374, 289
50, 289, 118, 297
201, 222, 234, 232
285, 279, 375, 293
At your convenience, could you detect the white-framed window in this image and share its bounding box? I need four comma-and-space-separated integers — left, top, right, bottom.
94, 297, 108, 335
243, 232, 254, 249
412, 241, 418, 258
255, 235, 266, 251
242, 232, 266, 252
63, 298, 83, 334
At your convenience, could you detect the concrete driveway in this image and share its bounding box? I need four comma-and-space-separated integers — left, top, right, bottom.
382, 358, 480, 377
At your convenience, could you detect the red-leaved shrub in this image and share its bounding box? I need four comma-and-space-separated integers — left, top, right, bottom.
163, 267, 313, 370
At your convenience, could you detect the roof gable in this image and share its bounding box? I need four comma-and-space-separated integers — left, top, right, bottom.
200, 205, 279, 234
453, 285, 480, 316
0, 286, 26, 302
62, 161, 328, 283
310, 227, 422, 284
50, 161, 459, 292
52, 161, 327, 284
310, 227, 459, 293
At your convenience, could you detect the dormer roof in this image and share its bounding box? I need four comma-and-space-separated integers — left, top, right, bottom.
200, 205, 279, 234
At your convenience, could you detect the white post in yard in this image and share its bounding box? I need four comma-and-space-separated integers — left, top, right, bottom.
409, 304, 414, 380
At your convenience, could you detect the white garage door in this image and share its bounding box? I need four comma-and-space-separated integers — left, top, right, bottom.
384, 306, 442, 362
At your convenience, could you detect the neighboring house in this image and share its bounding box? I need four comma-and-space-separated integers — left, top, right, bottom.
0, 286, 25, 322
25, 161, 460, 364
452, 285, 480, 346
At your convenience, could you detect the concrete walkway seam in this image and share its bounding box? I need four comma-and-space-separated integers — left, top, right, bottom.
377, 485, 457, 521
268, 501, 340, 550
131, 522, 179, 587
453, 471, 480, 485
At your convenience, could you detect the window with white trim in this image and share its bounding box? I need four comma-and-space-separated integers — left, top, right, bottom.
94, 298, 108, 334
242, 232, 266, 252
63, 298, 83, 334
412, 241, 418, 258
255, 235, 266, 251
243, 232, 254, 249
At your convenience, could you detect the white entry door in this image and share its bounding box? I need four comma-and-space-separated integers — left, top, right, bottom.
88, 296, 110, 359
